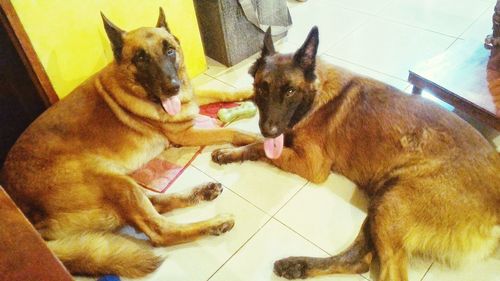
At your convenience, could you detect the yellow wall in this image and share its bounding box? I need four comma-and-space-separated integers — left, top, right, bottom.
11, 0, 207, 99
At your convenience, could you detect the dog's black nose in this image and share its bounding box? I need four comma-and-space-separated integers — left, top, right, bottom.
170, 80, 180, 92
268, 126, 278, 135
263, 124, 278, 136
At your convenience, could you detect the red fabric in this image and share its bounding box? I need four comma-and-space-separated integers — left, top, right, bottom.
132, 102, 239, 193
199, 102, 239, 119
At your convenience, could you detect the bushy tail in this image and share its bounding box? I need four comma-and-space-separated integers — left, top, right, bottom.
195, 88, 253, 105
47, 232, 164, 278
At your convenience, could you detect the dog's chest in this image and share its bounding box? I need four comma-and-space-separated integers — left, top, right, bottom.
120, 134, 169, 173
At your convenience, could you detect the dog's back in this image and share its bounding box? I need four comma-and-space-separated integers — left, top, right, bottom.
213, 26, 500, 280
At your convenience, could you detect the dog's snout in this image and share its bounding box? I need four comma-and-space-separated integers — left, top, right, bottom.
170, 79, 180, 92
268, 126, 278, 135
262, 122, 279, 137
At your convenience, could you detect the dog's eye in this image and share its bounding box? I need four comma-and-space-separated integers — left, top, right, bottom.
285, 87, 296, 97
134, 50, 148, 63
166, 48, 176, 57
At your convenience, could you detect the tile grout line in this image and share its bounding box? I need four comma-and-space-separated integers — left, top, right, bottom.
206, 214, 275, 281
273, 217, 331, 257
370, 1, 486, 40
419, 262, 434, 281
272, 217, 370, 281
205, 181, 308, 280
443, 5, 493, 52
191, 165, 271, 215
456, 4, 493, 40
321, 53, 409, 84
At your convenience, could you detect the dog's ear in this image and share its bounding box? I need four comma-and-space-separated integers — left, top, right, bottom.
101, 12, 125, 62
293, 26, 319, 81
262, 27, 275, 57
249, 27, 275, 77
156, 7, 170, 31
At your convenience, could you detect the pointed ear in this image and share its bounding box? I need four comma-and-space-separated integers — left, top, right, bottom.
156, 7, 170, 31
261, 27, 275, 57
249, 27, 275, 77
293, 26, 319, 81
101, 12, 125, 61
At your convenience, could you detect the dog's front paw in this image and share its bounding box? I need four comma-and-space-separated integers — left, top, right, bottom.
274, 257, 309, 279
207, 214, 235, 236
194, 182, 222, 201
211, 148, 242, 165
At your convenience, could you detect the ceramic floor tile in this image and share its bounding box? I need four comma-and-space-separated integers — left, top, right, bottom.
214, 55, 260, 89
322, 0, 395, 15
287, 2, 371, 52
422, 247, 500, 281
210, 219, 367, 281
120, 167, 269, 281
205, 56, 230, 77
461, 5, 496, 42
326, 18, 455, 80
274, 173, 431, 281
193, 145, 308, 215
193, 109, 307, 216
320, 55, 410, 90
193, 76, 236, 92
275, 173, 368, 256
192, 112, 306, 214
378, 0, 490, 37
493, 134, 500, 152
192, 73, 217, 88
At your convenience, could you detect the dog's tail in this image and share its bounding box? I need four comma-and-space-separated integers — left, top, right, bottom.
195, 88, 253, 105
47, 232, 163, 278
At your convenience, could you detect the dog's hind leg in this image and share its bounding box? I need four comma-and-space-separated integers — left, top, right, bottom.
148, 182, 223, 213
99, 173, 234, 246
369, 187, 411, 281
274, 219, 373, 279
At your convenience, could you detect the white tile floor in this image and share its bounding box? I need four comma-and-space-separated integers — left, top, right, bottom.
76, 0, 499, 280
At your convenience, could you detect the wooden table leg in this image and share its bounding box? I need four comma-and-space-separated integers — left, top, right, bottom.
411, 85, 422, 95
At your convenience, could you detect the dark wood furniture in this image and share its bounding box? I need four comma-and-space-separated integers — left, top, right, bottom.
0, 1, 70, 280
0, 186, 73, 281
408, 40, 500, 130
0, 0, 58, 167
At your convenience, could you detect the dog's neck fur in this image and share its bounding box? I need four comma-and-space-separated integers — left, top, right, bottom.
291, 59, 358, 130
95, 63, 199, 131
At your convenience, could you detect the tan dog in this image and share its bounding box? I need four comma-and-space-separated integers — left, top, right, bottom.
212, 27, 500, 281
1, 9, 259, 278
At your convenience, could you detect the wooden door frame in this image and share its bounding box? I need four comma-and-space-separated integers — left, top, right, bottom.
0, 0, 59, 107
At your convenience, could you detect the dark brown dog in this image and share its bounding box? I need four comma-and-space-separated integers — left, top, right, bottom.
1, 9, 259, 278
212, 27, 500, 281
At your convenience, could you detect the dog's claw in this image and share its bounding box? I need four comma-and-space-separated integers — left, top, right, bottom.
195, 182, 222, 201
211, 148, 236, 165
274, 257, 309, 279
208, 214, 235, 235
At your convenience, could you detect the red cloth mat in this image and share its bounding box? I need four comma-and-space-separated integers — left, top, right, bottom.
130, 102, 239, 193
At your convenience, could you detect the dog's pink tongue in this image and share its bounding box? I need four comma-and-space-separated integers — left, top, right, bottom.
264, 134, 284, 159
161, 95, 181, 116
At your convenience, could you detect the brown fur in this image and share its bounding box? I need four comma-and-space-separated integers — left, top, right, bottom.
1, 9, 259, 278
212, 27, 500, 281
